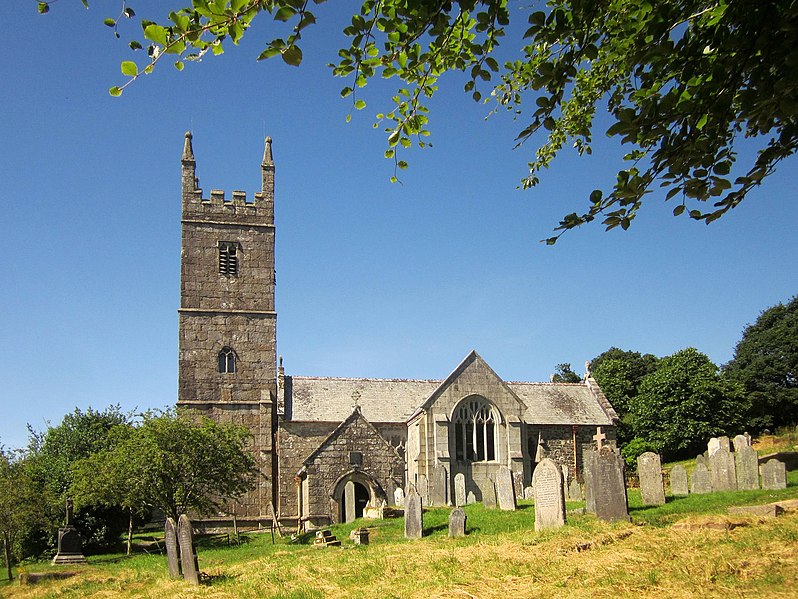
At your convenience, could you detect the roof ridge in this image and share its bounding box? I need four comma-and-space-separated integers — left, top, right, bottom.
288, 375, 442, 383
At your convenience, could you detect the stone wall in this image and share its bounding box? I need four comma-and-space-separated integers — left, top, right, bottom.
528, 424, 616, 482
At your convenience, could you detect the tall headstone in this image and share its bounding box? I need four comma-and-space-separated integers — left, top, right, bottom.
177, 514, 200, 586
448, 507, 467, 538
591, 447, 630, 522
430, 464, 448, 506
454, 473, 466, 507
583, 450, 597, 513
495, 466, 517, 511
417, 474, 429, 506
691, 462, 711, 494
669, 465, 689, 496
709, 446, 737, 491
761, 459, 787, 490
394, 487, 405, 507
513, 471, 524, 499
532, 458, 567, 531
637, 452, 666, 506
482, 479, 497, 509
344, 480, 356, 523
404, 486, 423, 539
733, 434, 751, 453
568, 479, 582, 501
735, 445, 760, 491
164, 517, 181, 578
51, 499, 87, 565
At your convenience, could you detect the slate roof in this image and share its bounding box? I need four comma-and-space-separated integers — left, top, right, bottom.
509, 382, 615, 425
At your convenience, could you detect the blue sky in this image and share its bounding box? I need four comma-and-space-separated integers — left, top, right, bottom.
2, 1, 796, 450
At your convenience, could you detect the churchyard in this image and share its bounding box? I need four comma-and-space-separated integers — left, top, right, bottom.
3, 467, 798, 599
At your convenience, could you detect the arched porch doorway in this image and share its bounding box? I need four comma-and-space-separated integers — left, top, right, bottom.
330, 471, 387, 524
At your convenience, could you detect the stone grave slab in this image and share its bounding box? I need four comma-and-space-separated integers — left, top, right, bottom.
466, 491, 476, 505
583, 450, 597, 514
691, 462, 711, 494
417, 474, 429, 505
454, 473, 466, 507
733, 434, 750, 453
513, 471, 524, 499
448, 507, 466, 537
344, 480, 356, 523
591, 447, 630, 522
735, 445, 760, 491
164, 517, 181, 578
482, 480, 497, 509
669, 465, 689, 496
637, 452, 666, 506
710, 446, 737, 492
430, 464, 448, 506
523, 486, 534, 500
394, 487, 405, 507
404, 486, 423, 539
761, 459, 787, 490
568, 479, 582, 501
177, 514, 200, 586
495, 466, 517, 511
532, 458, 566, 531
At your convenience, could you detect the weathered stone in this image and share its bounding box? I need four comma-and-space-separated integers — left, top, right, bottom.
466, 491, 476, 505
448, 507, 467, 537
404, 486, 423, 539
532, 458, 566, 531
707, 437, 721, 457
523, 486, 534, 500
591, 447, 629, 522
637, 452, 665, 506
709, 446, 737, 492
454, 473, 466, 507
696, 454, 708, 468
761, 459, 787, 490
164, 517, 181, 579
482, 480, 497, 509
344, 480, 356, 523
733, 434, 751, 453
429, 464, 448, 506
513, 471, 524, 499
350, 528, 369, 545
417, 474, 429, 505
691, 462, 711, 494
735, 445, 760, 491
52, 499, 86, 566
177, 514, 200, 586
314, 529, 341, 547
394, 487, 405, 507
568, 478, 582, 501
669, 465, 689, 496
728, 504, 784, 518
583, 450, 597, 514
495, 466, 517, 511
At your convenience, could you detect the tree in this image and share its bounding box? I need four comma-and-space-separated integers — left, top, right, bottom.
724, 295, 798, 432
41, 1, 798, 241
0, 448, 46, 581
629, 347, 747, 460
551, 362, 581, 383
71, 409, 256, 524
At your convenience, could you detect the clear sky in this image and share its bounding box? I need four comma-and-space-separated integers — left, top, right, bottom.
2, 2, 796, 450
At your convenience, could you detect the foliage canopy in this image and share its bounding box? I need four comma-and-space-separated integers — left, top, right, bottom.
40, 0, 798, 241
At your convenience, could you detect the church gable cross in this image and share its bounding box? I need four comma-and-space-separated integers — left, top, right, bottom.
593, 426, 606, 450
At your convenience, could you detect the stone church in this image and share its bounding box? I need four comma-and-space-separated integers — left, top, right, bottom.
176, 133, 618, 529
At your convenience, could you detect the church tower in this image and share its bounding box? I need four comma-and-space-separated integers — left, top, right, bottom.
177, 132, 277, 518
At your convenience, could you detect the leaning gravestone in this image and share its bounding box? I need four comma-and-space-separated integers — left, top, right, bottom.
761, 458, 787, 490
404, 486, 423, 539
568, 478, 582, 501
482, 480, 497, 509
691, 462, 711, 494
592, 447, 630, 522
709, 446, 737, 492
583, 450, 597, 514
164, 517, 181, 578
454, 473, 466, 507
496, 466, 517, 511
669, 465, 689, 496
637, 452, 666, 506
532, 458, 566, 531
344, 480, 357, 523
394, 487, 405, 508
177, 514, 200, 586
735, 445, 760, 491
448, 507, 467, 538
430, 464, 448, 506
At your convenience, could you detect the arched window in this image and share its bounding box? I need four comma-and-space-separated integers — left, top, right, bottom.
218, 347, 237, 374
453, 397, 498, 462
218, 241, 238, 276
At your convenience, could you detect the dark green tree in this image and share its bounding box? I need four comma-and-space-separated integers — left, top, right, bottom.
71, 409, 256, 524
630, 348, 747, 460
724, 295, 798, 432
551, 363, 582, 383
41, 1, 798, 240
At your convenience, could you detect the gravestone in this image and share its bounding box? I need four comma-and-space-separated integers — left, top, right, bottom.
164, 517, 181, 578
591, 447, 630, 522
448, 507, 467, 537
691, 462, 711, 494
495, 466, 517, 511
430, 464, 448, 506
669, 465, 689, 496
707, 437, 721, 457
735, 445, 760, 491
761, 459, 787, 490
482, 480, 497, 509
733, 434, 751, 453
177, 514, 200, 586
637, 452, 666, 506
513, 471, 525, 499
561, 465, 569, 486
394, 487, 405, 507
454, 473, 466, 507
417, 474, 429, 505
344, 480, 356, 523
532, 458, 566, 531
404, 486, 423, 539
568, 479, 582, 501
523, 486, 534, 500
51, 499, 86, 565
695, 454, 708, 468
709, 446, 737, 491
466, 491, 476, 505
583, 450, 597, 514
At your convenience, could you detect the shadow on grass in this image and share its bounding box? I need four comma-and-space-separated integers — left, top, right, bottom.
202, 572, 239, 585
422, 523, 449, 535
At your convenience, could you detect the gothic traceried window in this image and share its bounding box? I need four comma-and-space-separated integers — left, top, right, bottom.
218, 347, 237, 374
218, 241, 238, 276
453, 397, 498, 462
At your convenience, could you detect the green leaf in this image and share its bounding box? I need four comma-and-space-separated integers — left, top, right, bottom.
129, 40, 143, 51
37, 3, 49, 14
109, 86, 123, 97
281, 45, 303, 66
144, 24, 168, 46
354, 99, 366, 110
120, 61, 138, 77
274, 7, 295, 22
124, 8, 135, 18
174, 61, 184, 71
104, 18, 116, 27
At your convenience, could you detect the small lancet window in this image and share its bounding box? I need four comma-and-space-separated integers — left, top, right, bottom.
218, 347, 237, 374
453, 397, 498, 462
218, 242, 238, 276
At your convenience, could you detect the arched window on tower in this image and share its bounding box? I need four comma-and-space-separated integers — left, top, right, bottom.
218, 241, 238, 276
218, 347, 237, 374
453, 397, 498, 462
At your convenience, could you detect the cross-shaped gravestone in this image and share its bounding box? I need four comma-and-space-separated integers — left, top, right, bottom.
593, 427, 606, 450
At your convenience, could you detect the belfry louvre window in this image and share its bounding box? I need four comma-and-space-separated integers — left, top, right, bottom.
218, 242, 238, 276
218, 347, 237, 374
453, 397, 497, 462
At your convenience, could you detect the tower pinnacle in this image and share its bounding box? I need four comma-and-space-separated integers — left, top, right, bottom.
182, 131, 195, 163
262, 136, 273, 167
